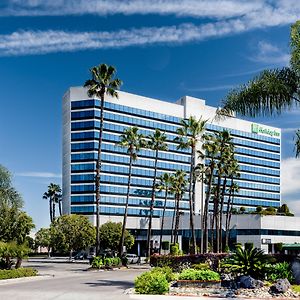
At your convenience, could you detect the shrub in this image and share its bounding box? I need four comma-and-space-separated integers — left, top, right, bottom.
170, 243, 179, 255
178, 269, 220, 281
267, 262, 294, 283
135, 271, 169, 294
192, 263, 210, 270
150, 253, 228, 272
222, 246, 274, 279
161, 241, 170, 251
151, 266, 176, 282
91, 256, 103, 269
0, 268, 37, 280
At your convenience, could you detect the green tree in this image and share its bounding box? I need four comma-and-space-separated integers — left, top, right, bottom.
42, 183, 62, 223
84, 63, 122, 255
218, 21, 300, 157
117, 126, 145, 255
146, 129, 168, 257
156, 173, 173, 254
0, 241, 30, 270
50, 215, 95, 259
277, 203, 294, 216
35, 228, 52, 257
175, 116, 206, 254
99, 222, 134, 252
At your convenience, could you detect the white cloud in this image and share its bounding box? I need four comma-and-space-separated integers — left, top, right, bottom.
183, 84, 236, 92
281, 157, 300, 196
0, 0, 266, 18
250, 41, 290, 65
16, 172, 62, 178
0, 1, 300, 56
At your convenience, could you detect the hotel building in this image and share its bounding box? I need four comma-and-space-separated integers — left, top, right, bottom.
62, 87, 281, 251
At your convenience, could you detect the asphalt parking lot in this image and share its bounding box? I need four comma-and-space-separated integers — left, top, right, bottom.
0, 259, 146, 300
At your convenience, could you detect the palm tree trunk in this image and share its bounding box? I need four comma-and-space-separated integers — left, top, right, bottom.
59, 199, 62, 216
174, 194, 181, 244
52, 197, 56, 221
171, 196, 176, 244
120, 154, 133, 257
219, 177, 227, 252
225, 178, 234, 248
215, 174, 222, 253
188, 146, 197, 254
49, 199, 53, 223
159, 188, 168, 255
95, 93, 105, 256
146, 149, 159, 257
203, 165, 214, 253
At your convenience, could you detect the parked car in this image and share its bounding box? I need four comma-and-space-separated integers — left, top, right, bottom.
126, 254, 139, 264
73, 251, 87, 260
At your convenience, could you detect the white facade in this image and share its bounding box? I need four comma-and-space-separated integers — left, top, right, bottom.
63, 87, 281, 230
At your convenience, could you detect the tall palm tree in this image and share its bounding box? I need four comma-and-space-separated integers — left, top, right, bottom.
43, 183, 62, 223
225, 181, 240, 248
84, 63, 122, 255
117, 126, 145, 256
156, 173, 173, 254
219, 151, 236, 252
175, 116, 206, 254
146, 129, 168, 257
214, 131, 234, 253
170, 170, 188, 244
217, 21, 300, 156
295, 130, 300, 158
199, 134, 219, 253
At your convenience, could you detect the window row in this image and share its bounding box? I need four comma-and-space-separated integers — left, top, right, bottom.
71, 100, 181, 124
71, 142, 190, 163
70, 205, 180, 217
233, 138, 280, 153
238, 173, 280, 184
235, 146, 280, 161
71, 184, 189, 199
234, 155, 280, 169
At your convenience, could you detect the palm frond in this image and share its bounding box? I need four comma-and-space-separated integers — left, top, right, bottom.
218, 68, 299, 118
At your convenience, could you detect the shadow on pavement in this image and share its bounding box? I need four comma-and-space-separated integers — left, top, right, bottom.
84, 279, 133, 289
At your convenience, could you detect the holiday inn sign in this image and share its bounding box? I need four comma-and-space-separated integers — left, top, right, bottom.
251, 123, 280, 137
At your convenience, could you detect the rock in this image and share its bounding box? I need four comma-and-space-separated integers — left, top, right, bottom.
225, 291, 236, 298
271, 278, 291, 293
239, 275, 264, 289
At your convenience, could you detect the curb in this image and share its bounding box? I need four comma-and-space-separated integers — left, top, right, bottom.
0, 274, 54, 285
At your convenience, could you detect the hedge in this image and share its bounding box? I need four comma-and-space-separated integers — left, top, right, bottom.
150, 253, 228, 271
0, 268, 38, 280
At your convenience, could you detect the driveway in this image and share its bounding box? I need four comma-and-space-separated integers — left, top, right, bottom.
0, 260, 146, 300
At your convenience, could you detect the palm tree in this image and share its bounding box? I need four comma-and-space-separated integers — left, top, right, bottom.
84, 63, 122, 255
199, 134, 219, 253
175, 116, 206, 254
217, 21, 300, 156
213, 131, 234, 253
225, 181, 240, 248
117, 126, 145, 256
43, 183, 62, 222
170, 170, 188, 244
146, 129, 168, 257
156, 173, 173, 254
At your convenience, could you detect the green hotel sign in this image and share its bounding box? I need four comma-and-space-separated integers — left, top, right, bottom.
251, 123, 280, 137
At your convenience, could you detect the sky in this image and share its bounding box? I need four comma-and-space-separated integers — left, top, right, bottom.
1, 0, 300, 230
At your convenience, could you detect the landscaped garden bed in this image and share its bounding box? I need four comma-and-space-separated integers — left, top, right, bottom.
133, 246, 300, 298
0, 268, 38, 280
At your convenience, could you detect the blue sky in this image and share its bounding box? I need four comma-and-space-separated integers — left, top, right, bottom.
1, 0, 300, 230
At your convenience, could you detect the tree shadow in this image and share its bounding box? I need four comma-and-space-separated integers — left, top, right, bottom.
84, 279, 133, 289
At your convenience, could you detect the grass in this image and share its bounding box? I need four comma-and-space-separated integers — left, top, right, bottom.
291, 285, 300, 293
0, 268, 38, 280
